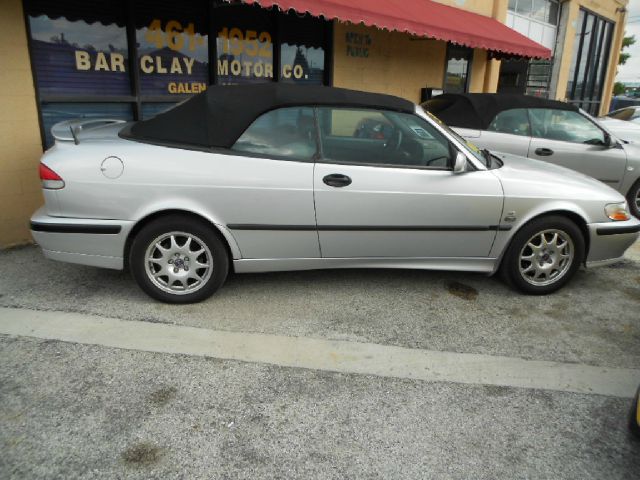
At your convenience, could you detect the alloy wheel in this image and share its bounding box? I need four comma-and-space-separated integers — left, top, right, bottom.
144, 231, 213, 295
518, 229, 574, 287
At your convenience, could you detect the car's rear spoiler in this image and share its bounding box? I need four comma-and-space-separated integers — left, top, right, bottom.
51, 118, 126, 145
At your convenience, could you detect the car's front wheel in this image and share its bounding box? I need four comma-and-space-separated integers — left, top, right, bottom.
501, 216, 585, 295
627, 179, 640, 219
129, 215, 229, 303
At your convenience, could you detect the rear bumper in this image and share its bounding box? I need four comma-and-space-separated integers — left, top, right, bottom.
30, 207, 133, 270
585, 218, 640, 267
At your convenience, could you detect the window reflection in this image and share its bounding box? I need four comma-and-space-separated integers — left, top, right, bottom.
444, 46, 472, 94
40, 103, 133, 147
279, 12, 326, 84
565, 9, 613, 115
141, 102, 177, 119
28, 4, 130, 96
215, 4, 274, 84
135, 0, 208, 96
280, 45, 324, 84
25, 0, 330, 150
509, 0, 559, 25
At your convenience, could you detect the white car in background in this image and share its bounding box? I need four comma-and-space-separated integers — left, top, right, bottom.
598, 106, 640, 144
423, 93, 640, 218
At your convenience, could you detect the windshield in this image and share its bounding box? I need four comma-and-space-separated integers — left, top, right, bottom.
419, 108, 502, 168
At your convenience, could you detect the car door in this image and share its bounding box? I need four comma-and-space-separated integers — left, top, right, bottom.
313, 107, 504, 259
528, 108, 627, 190
222, 106, 320, 259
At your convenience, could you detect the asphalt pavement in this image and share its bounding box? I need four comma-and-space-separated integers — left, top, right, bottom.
1, 241, 639, 479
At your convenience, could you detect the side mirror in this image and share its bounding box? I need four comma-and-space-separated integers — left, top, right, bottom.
453, 152, 467, 173
604, 132, 616, 148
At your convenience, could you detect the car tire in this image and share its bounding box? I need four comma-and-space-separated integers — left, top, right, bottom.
630, 386, 640, 440
129, 215, 229, 303
500, 216, 585, 295
627, 180, 640, 219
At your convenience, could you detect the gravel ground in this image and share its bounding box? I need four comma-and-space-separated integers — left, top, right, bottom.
1, 244, 639, 369
1, 241, 639, 478
1, 335, 639, 480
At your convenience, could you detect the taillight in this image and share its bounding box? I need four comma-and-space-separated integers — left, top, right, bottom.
39, 163, 65, 190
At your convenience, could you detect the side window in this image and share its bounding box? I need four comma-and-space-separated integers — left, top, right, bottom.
487, 109, 531, 137
529, 109, 606, 144
317, 107, 455, 169
232, 107, 317, 160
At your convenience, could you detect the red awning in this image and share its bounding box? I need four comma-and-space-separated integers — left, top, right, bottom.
242, 0, 551, 59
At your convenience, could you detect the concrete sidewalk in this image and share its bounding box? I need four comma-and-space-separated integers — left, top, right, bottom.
2, 334, 640, 480
1, 307, 638, 398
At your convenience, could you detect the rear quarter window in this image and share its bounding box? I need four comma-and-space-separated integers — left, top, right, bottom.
232, 107, 317, 161
487, 109, 531, 136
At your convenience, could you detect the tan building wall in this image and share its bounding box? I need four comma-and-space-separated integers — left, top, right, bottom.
0, 0, 43, 248
553, 0, 628, 115
332, 21, 448, 103
432, 0, 494, 16
332, 0, 511, 101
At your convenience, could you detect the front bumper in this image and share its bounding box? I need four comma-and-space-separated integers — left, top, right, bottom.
30, 207, 133, 270
585, 218, 640, 267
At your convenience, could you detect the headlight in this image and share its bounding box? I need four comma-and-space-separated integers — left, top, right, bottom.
605, 202, 630, 221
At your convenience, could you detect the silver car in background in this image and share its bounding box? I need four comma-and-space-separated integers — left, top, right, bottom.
423, 94, 640, 219
598, 106, 640, 144
31, 85, 640, 303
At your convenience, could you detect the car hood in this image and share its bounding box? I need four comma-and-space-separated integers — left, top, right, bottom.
598, 117, 640, 143
489, 152, 624, 203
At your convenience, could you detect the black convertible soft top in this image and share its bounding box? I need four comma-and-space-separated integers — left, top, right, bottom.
422, 93, 579, 130
121, 84, 415, 149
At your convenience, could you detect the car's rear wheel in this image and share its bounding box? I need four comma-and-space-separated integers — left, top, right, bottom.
627, 179, 640, 219
630, 386, 640, 439
130, 215, 228, 303
501, 216, 585, 295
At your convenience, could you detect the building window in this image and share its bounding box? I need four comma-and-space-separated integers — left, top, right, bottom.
27, 0, 131, 97
134, 0, 209, 97
214, 3, 274, 84
565, 9, 614, 115
443, 45, 472, 94
509, 0, 559, 26
40, 103, 134, 147
279, 12, 326, 84
24, 0, 332, 148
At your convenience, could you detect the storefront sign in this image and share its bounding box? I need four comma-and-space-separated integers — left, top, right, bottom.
26, 0, 328, 147
137, 18, 208, 95
32, 16, 208, 96
345, 32, 372, 58
216, 26, 313, 82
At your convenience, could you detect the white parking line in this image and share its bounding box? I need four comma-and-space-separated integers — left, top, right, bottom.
0, 307, 638, 398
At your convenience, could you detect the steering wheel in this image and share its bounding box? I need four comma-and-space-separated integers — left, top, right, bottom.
384, 128, 403, 152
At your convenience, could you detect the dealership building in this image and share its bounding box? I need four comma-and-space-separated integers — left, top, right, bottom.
0, 0, 629, 247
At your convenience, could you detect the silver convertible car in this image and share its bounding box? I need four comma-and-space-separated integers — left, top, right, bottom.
31, 85, 640, 303
422, 94, 640, 218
